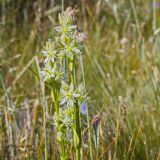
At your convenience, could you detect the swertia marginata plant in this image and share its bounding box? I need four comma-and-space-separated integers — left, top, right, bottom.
40, 7, 88, 160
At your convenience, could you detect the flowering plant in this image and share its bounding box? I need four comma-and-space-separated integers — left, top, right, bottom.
40, 7, 88, 160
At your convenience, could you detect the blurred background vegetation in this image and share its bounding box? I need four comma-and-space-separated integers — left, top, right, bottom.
0, 0, 160, 159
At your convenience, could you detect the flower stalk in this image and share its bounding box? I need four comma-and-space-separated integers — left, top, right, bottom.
69, 59, 81, 160
74, 101, 81, 160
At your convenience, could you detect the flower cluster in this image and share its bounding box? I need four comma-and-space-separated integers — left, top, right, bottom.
60, 82, 88, 107
55, 11, 85, 60
53, 107, 73, 143
41, 39, 63, 83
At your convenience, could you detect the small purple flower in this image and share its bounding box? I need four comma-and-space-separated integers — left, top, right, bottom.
80, 102, 87, 114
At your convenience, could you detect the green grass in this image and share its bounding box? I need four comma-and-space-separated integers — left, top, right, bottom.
0, 0, 160, 159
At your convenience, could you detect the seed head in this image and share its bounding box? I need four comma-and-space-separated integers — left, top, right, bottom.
92, 115, 100, 129
64, 7, 76, 19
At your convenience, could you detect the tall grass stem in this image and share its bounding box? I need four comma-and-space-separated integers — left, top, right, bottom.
130, 0, 141, 42
80, 54, 93, 159
61, 0, 64, 12
35, 57, 48, 160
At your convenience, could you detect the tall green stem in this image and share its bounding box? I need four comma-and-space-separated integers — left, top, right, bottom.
74, 102, 81, 160
61, 0, 64, 12
130, 0, 141, 43
61, 0, 67, 75
70, 60, 81, 160
52, 86, 66, 159
53, 89, 59, 113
